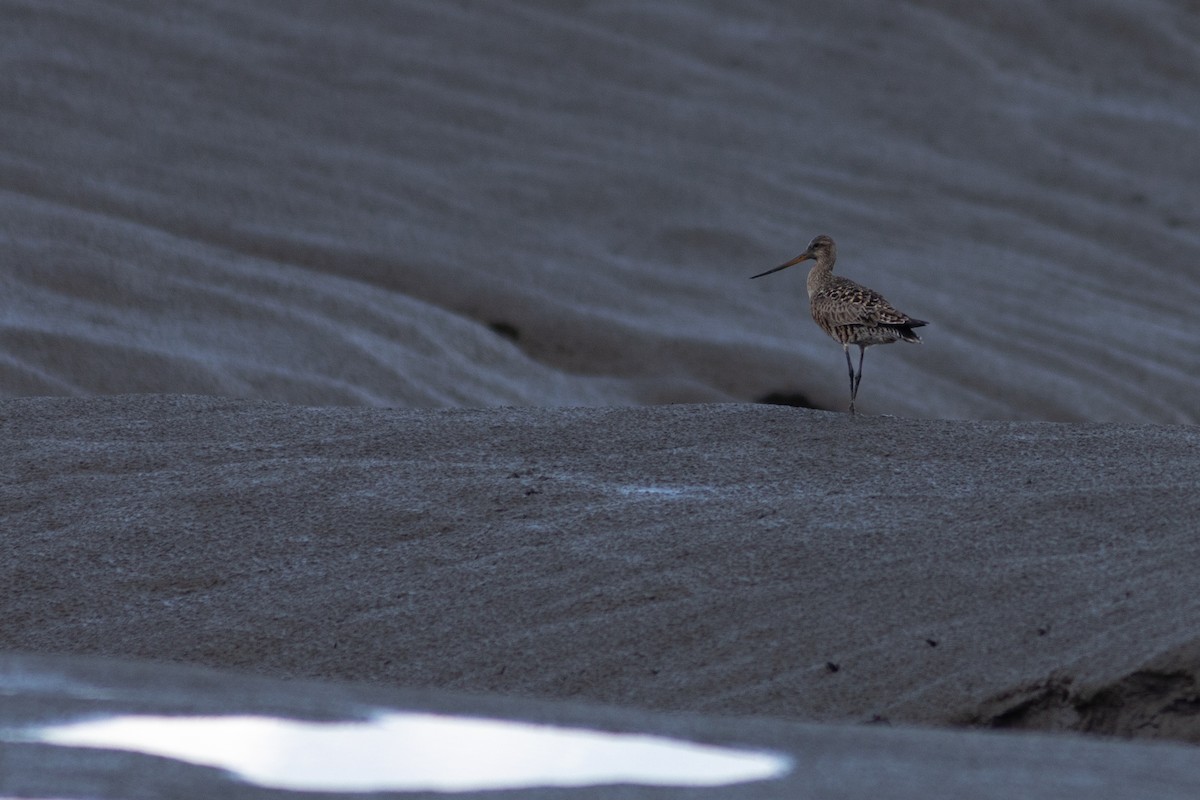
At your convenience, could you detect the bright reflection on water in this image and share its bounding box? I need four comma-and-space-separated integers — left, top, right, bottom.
35, 712, 791, 793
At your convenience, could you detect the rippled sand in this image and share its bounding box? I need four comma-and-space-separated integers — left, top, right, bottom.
3, 1, 1197, 420
4, 395, 1200, 797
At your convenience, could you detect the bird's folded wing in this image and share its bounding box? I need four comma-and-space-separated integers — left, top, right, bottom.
813, 285, 914, 327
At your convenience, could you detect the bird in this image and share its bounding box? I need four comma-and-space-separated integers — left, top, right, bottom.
751, 234, 927, 415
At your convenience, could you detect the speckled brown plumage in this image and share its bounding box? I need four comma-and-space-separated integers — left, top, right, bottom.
751, 234, 927, 414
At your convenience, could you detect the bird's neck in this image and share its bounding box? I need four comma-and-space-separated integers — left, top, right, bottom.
806, 259, 835, 297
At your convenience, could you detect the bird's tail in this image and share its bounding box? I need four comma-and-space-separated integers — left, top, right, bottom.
897, 319, 928, 343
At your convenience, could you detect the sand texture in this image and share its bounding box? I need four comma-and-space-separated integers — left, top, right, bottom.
4, 395, 1200, 798
5, 650, 1200, 800
3, 1, 1200, 797
2, 0, 1198, 420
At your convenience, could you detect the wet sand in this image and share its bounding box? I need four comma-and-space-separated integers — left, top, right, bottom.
4, 396, 1200, 796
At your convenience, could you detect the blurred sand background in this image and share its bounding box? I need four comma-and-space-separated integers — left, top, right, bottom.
3, 0, 1198, 419
2, 1, 1200, 797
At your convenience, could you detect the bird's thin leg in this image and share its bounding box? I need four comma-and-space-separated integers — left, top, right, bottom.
853, 345, 866, 402
843, 345, 856, 415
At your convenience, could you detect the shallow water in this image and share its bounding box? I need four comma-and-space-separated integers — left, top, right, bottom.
31, 712, 792, 793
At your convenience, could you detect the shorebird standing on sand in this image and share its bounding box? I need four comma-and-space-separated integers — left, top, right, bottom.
751, 234, 927, 415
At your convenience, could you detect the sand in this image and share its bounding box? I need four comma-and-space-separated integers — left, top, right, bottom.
2, 1, 1199, 797
4, 395, 1200, 797
3, 0, 1198, 420
6, 651, 1200, 800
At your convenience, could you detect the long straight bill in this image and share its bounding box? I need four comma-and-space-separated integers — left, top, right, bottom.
750, 252, 811, 279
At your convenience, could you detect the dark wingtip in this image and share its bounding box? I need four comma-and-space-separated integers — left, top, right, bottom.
894, 319, 928, 343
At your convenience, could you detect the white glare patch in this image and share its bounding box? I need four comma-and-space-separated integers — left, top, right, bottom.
35, 712, 791, 793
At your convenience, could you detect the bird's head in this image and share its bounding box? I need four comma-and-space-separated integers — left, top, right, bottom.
750, 234, 836, 279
